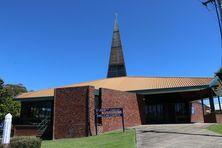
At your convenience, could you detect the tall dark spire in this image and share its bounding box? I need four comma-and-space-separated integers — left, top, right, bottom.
107, 14, 127, 78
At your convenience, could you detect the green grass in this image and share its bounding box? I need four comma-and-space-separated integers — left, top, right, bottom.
208, 124, 222, 134
41, 128, 136, 148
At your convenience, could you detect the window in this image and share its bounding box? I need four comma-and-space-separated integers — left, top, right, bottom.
21, 101, 52, 125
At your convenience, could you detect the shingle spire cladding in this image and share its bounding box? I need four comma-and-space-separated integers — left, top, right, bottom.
107, 15, 127, 78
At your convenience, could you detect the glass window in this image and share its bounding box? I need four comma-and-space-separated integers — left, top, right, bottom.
21, 101, 52, 125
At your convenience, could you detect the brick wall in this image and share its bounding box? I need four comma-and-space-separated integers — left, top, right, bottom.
204, 113, 222, 123
100, 88, 142, 132
190, 102, 204, 123
204, 113, 216, 123
189, 102, 222, 123
53, 86, 95, 139
14, 125, 38, 136
215, 114, 222, 123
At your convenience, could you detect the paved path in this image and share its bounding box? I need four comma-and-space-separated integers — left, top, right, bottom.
136, 123, 222, 148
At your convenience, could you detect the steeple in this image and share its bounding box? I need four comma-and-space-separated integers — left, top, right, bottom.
107, 14, 127, 78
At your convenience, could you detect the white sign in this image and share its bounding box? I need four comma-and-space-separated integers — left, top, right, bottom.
1, 113, 12, 145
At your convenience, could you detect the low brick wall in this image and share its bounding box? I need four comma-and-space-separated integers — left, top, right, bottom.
100, 88, 142, 132
203, 112, 222, 123
14, 125, 38, 136
204, 113, 216, 123
215, 113, 222, 123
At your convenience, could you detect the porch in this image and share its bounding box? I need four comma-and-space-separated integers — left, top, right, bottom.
138, 86, 217, 124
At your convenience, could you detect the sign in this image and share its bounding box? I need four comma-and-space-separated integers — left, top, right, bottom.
96, 113, 122, 118
96, 108, 122, 112
95, 108, 124, 135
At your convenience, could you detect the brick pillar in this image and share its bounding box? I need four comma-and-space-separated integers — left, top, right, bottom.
88, 86, 96, 136
201, 99, 205, 122
53, 86, 95, 139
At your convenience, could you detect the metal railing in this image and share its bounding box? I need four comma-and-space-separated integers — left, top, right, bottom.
36, 118, 50, 137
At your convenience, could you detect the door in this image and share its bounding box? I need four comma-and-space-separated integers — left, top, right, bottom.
145, 104, 164, 124
145, 103, 189, 124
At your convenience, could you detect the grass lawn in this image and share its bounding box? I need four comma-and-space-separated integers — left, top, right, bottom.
208, 124, 222, 134
41, 128, 136, 148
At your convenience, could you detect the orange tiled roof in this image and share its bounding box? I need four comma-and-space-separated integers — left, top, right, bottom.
16, 76, 212, 99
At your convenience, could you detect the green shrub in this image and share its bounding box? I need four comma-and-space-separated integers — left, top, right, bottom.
0, 136, 41, 148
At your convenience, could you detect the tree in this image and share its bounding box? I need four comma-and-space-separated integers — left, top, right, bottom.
216, 67, 222, 79
4, 83, 27, 97
0, 78, 27, 121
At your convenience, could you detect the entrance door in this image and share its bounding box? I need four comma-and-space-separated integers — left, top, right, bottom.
165, 103, 176, 123
144, 104, 164, 124
174, 103, 189, 123
145, 103, 189, 124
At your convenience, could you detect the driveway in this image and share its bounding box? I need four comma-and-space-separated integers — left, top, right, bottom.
136, 123, 222, 148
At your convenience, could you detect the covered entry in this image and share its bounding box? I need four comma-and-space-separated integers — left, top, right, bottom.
137, 86, 211, 124
144, 102, 189, 123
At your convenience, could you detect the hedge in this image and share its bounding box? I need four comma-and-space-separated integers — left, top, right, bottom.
0, 136, 41, 148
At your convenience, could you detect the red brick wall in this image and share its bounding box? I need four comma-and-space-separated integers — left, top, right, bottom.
14, 125, 38, 136
100, 88, 142, 132
53, 86, 95, 139
204, 113, 216, 123
191, 102, 204, 123
215, 114, 222, 123
189, 102, 222, 123
204, 113, 222, 123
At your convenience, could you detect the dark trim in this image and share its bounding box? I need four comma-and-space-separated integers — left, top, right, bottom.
218, 96, 222, 111
128, 85, 209, 95
94, 89, 99, 96
14, 85, 209, 101
52, 88, 56, 140
14, 125, 38, 128
14, 97, 54, 102
86, 88, 89, 136
201, 99, 205, 119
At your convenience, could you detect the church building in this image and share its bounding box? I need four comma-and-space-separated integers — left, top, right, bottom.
14, 16, 219, 139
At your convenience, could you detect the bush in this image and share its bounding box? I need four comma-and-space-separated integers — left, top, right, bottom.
0, 136, 41, 148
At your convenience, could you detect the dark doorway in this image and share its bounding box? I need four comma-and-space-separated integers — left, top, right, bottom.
144, 103, 189, 124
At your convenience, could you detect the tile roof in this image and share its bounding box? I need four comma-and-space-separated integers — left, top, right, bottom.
16, 76, 212, 99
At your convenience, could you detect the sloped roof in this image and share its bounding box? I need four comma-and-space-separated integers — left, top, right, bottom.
16, 76, 212, 99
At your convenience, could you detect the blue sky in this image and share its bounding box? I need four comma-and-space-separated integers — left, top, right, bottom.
0, 0, 221, 91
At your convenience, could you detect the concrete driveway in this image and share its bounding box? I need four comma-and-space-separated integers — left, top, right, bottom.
136, 123, 222, 148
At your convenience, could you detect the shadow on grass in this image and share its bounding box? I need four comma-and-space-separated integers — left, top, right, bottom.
140, 130, 222, 138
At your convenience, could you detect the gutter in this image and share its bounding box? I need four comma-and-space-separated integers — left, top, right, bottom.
14, 96, 54, 102
128, 85, 209, 95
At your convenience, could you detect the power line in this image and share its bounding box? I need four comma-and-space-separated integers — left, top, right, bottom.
202, 0, 222, 67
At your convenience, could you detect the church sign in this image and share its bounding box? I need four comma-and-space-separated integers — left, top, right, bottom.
95, 108, 125, 135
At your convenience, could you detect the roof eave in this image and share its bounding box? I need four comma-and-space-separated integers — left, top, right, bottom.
14, 96, 54, 102
129, 85, 209, 95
